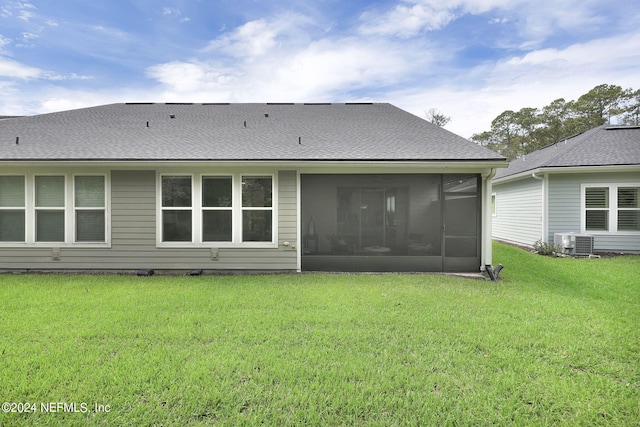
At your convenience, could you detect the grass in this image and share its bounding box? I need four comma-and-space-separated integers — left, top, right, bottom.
0, 242, 639, 426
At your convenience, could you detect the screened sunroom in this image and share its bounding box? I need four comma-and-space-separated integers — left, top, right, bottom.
301, 174, 481, 272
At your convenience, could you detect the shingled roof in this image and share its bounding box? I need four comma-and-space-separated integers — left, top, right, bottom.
495, 125, 640, 180
0, 103, 504, 162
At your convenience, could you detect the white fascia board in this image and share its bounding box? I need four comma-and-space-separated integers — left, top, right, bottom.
494, 164, 640, 185
0, 159, 508, 172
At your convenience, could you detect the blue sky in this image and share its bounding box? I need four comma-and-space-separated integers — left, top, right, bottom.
1, 0, 639, 137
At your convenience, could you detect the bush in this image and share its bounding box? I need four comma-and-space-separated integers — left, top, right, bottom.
533, 240, 564, 257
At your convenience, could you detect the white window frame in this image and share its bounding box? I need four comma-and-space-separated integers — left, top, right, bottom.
73, 174, 109, 244
156, 172, 277, 248
34, 174, 67, 243
159, 174, 195, 244
0, 174, 27, 243
0, 172, 111, 248
201, 174, 234, 244
581, 183, 640, 235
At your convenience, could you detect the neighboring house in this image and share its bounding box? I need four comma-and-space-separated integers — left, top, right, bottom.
0, 103, 506, 273
492, 125, 640, 253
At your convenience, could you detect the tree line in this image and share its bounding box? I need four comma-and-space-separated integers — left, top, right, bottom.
469, 84, 640, 160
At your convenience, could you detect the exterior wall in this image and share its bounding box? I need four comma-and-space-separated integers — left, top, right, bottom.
1, 164, 499, 272
548, 172, 640, 252
0, 169, 298, 271
492, 177, 543, 246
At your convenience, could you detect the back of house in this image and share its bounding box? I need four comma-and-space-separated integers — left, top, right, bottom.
0, 103, 507, 273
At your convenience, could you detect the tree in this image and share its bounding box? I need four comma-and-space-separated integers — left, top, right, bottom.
574, 84, 628, 127
424, 108, 451, 127
471, 83, 638, 160
621, 89, 640, 126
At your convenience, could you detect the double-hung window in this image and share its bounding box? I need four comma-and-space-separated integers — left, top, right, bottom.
0, 176, 26, 242
0, 173, 109, 246
617, 187, 640, 231
161, 176, 193, 242
158, 173, 275, 246
202, 176, 233, 242
242, 176, 273, 242
75, 176, 106, 242
583, 184, 640, 233
35, 176, 66, 242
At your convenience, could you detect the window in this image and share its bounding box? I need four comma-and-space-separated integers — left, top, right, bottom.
585, 187, 609, 231
161, 176, 193, 242
618, 187, 640, 231
242, 176, 272, 242
158, 173, 275, 246
202, 176, 232, 242
35, 176, 66, 242
0, 173, 109, 246
75, 176, 106, 242
0, 176, 25, 242
582, 184, 640, 233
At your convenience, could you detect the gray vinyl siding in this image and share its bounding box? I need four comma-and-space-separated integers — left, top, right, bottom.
548, 172, 640, 252
0, 169, 298, 271
492, 177, 543, 246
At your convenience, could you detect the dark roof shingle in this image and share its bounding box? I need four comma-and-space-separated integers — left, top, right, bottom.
0, 103, 505, 162
495, 125, 640, 179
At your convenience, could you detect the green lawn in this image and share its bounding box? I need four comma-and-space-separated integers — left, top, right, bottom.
0, 242, 639, 426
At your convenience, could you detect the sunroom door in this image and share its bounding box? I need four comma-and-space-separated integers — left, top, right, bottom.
443, 175, 481, 272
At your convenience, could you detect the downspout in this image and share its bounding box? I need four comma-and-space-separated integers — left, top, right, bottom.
481, 168, 497, 272
531, 172, 548, 243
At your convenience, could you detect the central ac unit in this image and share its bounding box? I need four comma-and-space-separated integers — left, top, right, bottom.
553, 232, 594, 255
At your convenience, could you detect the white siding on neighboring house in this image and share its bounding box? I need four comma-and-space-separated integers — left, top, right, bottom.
548, 172, 640, 252
492, 177, 543, 246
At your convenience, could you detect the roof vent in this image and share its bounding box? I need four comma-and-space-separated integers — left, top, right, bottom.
169, 114, 176, 119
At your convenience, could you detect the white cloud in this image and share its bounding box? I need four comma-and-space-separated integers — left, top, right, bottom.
18, 9, 34, 21
0, 57, 41, 79
393, 31, 640, 138
204, 14, 313, 59
147, 13, 422, 103
358, 0, 512, 38
358, 0, 613, 47
0, 34, 11, 51
359, 2, 456, 37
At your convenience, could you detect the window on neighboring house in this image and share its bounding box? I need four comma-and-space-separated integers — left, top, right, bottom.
585, 187, 609, 231
583, 184, 640, 233
618, 187, 640, 231
0, 176, 25, 242
491, 193, 496, 216
159, 174, 274, 246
